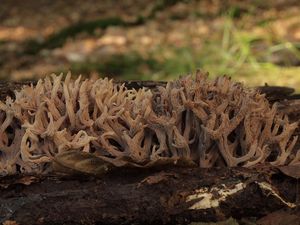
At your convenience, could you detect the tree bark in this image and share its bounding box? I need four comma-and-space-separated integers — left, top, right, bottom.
0, 81, 300, 225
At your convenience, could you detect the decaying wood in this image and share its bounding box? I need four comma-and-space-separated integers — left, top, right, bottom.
0, 166, 299, 225
0, 80, 300, 225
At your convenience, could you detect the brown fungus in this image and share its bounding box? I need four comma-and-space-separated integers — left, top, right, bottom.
0, 71, 299, 176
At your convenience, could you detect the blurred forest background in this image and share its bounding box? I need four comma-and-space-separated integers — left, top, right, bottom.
0, 0, 299, 90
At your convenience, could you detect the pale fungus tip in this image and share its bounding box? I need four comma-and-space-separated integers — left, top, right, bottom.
0, 72, 299, 176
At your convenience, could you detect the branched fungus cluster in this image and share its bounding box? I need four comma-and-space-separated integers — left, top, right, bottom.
0, 72, 299, 175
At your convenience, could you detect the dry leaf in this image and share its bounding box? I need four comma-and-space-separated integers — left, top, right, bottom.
53, 150, 113, 177
0, 176, 40, 189
138, 171, 178, 188
3, 220, 19, 225
278, 165, 300, 179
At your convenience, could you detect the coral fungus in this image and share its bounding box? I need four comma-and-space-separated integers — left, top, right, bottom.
0, 71, 299, 176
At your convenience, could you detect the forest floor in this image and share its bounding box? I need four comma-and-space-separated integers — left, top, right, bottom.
0, 0, 300, 89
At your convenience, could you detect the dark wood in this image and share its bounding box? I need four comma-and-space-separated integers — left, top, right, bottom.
0, 81, 300, 225
0, 167, 299, 225
256, 85, 295, 102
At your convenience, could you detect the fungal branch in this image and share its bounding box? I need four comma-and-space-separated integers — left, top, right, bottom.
0, 71, 299, 176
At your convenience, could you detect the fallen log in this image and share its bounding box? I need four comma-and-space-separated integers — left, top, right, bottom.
0, 80, 300, 225
0, 166, 299, 225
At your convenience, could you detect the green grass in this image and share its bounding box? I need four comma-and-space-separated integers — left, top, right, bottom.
68, 40, 300, 90
69, 48, 204, 81
57, 6, 300, 90
71, 18, 300, 91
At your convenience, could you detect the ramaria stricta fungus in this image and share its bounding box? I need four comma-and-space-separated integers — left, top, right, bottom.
0, 71, 299, 176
